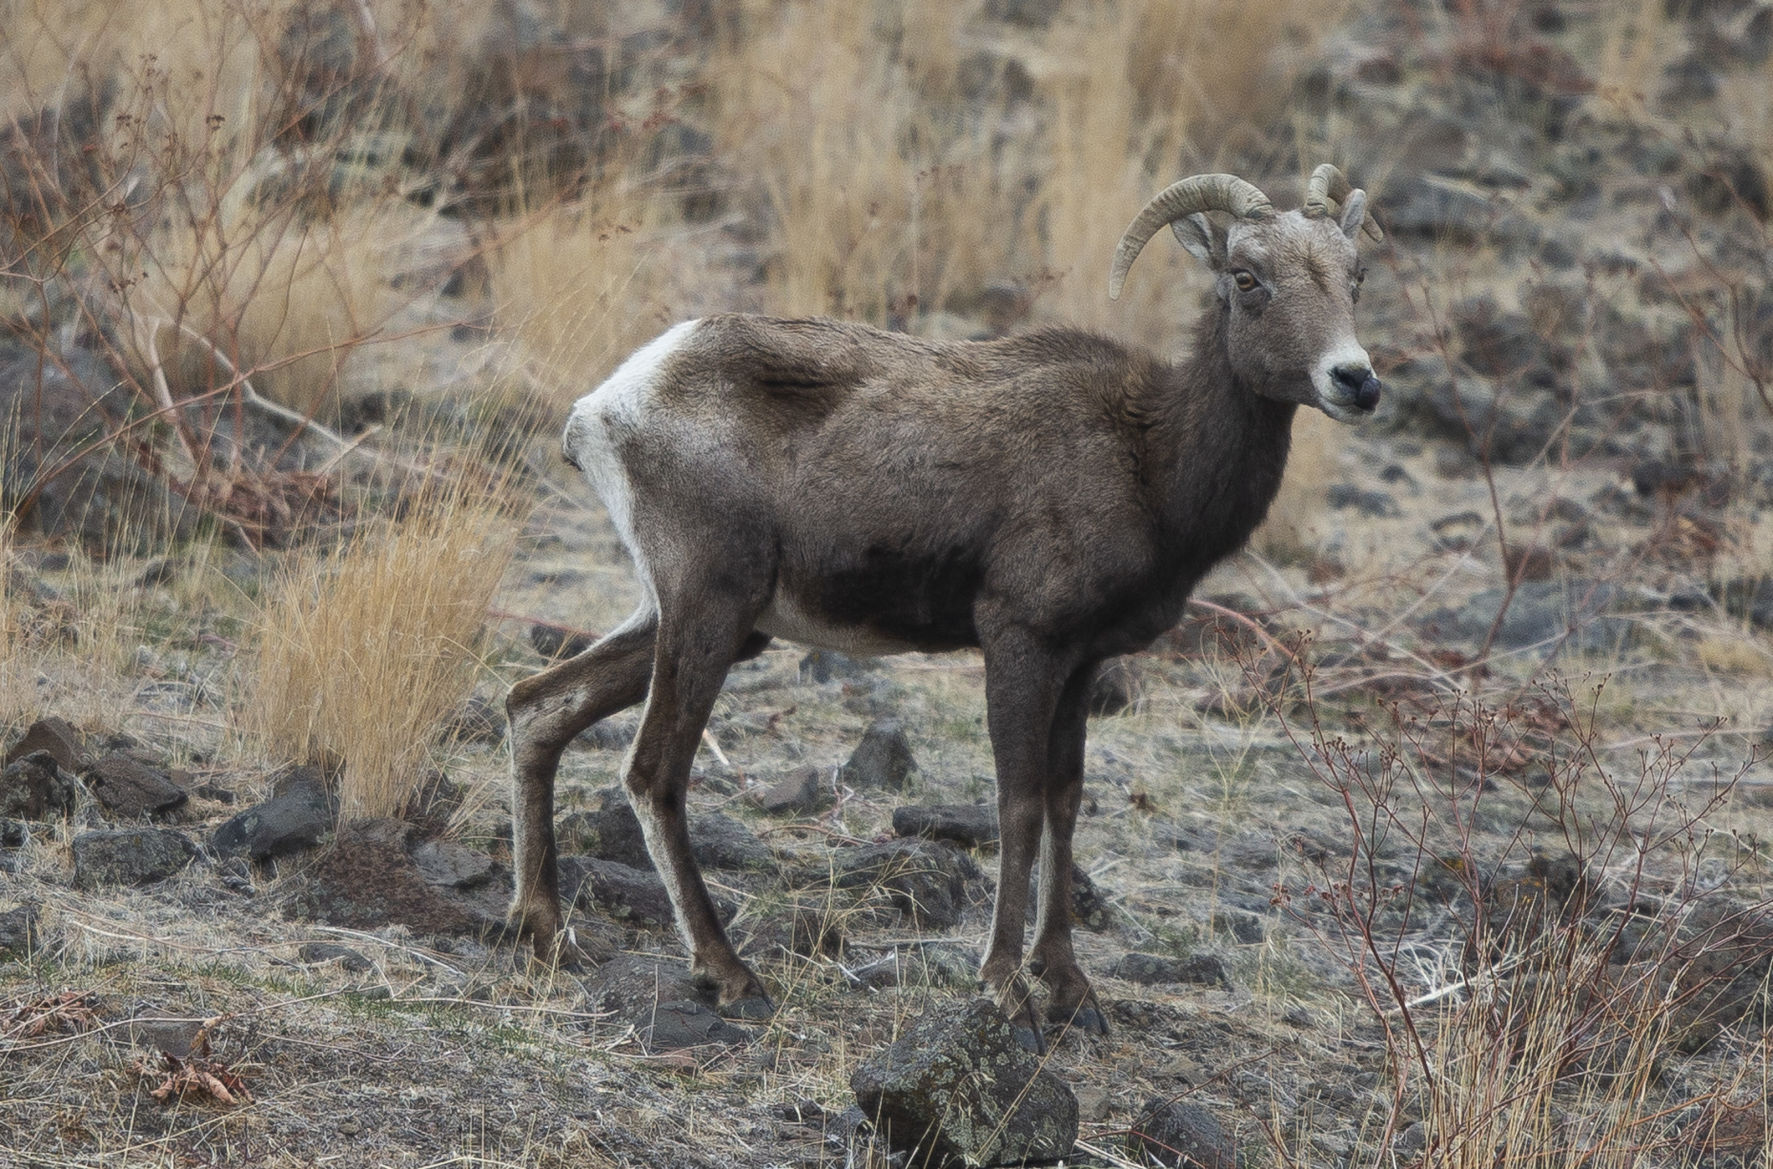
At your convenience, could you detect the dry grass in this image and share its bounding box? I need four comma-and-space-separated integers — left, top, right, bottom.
245, 476, 522, 821
488, 191, 718, 401
112, 199, 416, 416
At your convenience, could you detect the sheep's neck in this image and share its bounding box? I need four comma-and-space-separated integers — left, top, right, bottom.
1151, 305, 1297, 581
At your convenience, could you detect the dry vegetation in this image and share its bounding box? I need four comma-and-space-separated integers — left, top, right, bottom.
2, 0, 1772, 1166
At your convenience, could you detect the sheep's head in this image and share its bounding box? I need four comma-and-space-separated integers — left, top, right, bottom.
1109, 166, 1383, 423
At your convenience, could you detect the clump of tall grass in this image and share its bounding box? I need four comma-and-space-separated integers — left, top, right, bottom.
246, 475, 522, 821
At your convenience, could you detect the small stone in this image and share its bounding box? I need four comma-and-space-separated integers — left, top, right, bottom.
1111, 952, 1230, 988
0, 752, 80, 821
558, 795, 651, 869
72, 828, 196, 889
3, 717, 86, 771
798, 649, 872, 683
1128, 1099, 1236, 1169
851, 997, 1077, 1166
411, 839, 495, 889
0, 903, 40, 957
82, 753, 187, 819
559, 856, 675, 927
1326, 483, 1401, 517
529, 623, 592, 660
445, 694, 506, 744
640, 1001, 750, 1052
834, 838, 979, 930
297, 942, 373, 972
838, 719, 917, 791
211, 785, 334, 861
689, 812, 774, 872
892, 803, 999, 848
753, 766, 831, 816
1088, 658, 1142, 716
582, 953, 715, 1028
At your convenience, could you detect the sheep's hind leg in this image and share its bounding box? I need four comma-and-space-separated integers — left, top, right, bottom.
625, 585, 775, 1018
1028, 663, 1110, 1038
507, 609, 657, 962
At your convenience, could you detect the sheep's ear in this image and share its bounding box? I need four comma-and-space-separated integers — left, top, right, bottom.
1171, 213, 1226, 269
1339, 190, 1369, 240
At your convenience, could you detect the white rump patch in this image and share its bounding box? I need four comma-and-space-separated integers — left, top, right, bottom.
562, 319, 702, 586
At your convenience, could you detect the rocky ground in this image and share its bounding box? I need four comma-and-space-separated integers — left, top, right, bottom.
3, 0, 1773, 1167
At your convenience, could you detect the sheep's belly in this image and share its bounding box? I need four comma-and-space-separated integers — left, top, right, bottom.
754, 594, 919, 658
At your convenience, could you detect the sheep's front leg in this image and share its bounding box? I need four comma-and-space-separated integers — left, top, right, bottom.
507, 609, 657, 961
979, 626, 1067, 1050
1028, 663, 1109, 1036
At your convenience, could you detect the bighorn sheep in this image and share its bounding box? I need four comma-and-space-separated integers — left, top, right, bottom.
508, 165, 1383, 1043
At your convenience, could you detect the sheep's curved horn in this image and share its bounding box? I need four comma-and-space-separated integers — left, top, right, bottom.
1303, 163, 1383, 243
1108, 174, 1274, 300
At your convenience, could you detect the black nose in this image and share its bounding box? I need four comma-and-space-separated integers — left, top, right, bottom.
1332, 365, 1382, 411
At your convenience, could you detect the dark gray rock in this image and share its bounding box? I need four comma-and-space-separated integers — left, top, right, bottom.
411, 839, 495, 889
1128, 1099, 1237, 1169
0, 340, 199, 551
639, 1001, 751, 1052
3, 716, 86, 771
72, 828, 196, 889
563, 791, 771, 872
753, 766, 831, 816
690, 811, 774, 872
559, 855, 675, 926
0, 902, 40, 957
893, 802, 999, 849
1031, 863, 1114, 932
1383, 175, 1539, 252
1088, 657, 1141, 716
299, 819, 503, 936
445, 694, 506, 744
0, 819, 25, 847
583, 953, 704, 1016
579, 952, 749, 1049
211, 784, 334, 861
984, 0, 1062, 28
1429, 580, 1631, 654
1718, 577, 1773, 631
835, 838, 980, 930
1326, 484, 1401, 517
0, 752, 80, 821
851, 997, 1077, 1167
798, 648, 873, 683
558, 799, 652, 869
1110, 952, 1230, 988
1398, 353, 1562, 465
82, 753, 187, 819
296, 942, 372, 972
839, 719, 917, 791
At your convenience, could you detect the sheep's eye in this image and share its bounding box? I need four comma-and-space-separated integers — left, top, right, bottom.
1232, 270, 1259, 293
1351, 267, 1367, 302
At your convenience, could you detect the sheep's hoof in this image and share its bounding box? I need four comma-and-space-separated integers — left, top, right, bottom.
693, 962, 776, 1021
1053, 1000, 1111, 1038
